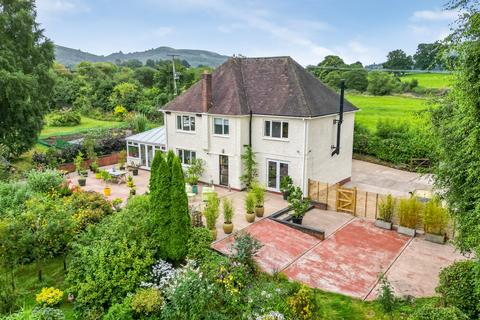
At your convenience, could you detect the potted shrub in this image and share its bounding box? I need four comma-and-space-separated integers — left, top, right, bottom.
100, 170, 112, 197
129, 161, 140, 176
244, 191, 256, 223
280, 175, 293, 200
127, 175, 136, 196
222, 197, 234, 234
186, 158, 204, 194
90, 161, 99, 175
251, 182, 266, 217
423, 197, 449, 244
375, 194, 395, 230
288, 186, 310, 224
397, 197, 423, 237
204, 193, 220, 240
118, 150, 127, 170
74, 152, 86, 186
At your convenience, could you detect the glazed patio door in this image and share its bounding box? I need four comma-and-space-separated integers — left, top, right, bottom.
219, 155, 229, 186
267, 160, 289, 191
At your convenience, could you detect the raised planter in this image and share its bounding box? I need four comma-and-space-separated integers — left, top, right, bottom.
425, 233, 446, 244
397, 225, 416, 237
375, 219, 392, 230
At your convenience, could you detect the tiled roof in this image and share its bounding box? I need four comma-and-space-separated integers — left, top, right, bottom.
125, 126, 165, 145
164, 56, 358, 117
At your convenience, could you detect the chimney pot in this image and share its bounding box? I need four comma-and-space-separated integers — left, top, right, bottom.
201, 71, 212, 113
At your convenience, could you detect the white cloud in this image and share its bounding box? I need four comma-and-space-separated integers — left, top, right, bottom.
36, 0, 89, 14
412, 9, 458, 21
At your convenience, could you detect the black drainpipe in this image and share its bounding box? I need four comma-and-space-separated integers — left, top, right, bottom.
249, 109, 253, 147
331, 80, 345, 156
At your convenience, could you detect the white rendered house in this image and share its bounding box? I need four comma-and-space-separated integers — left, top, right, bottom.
127, 56, 358, 194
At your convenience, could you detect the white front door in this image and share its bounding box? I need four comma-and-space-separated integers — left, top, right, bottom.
267, 160, 289, 191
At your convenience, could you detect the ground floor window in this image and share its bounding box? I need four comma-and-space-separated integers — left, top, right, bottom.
177, 149, 196, 165
127, 142, 139, 158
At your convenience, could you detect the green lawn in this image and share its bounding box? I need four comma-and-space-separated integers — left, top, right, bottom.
400, 72, 453, 89
347, 94, 430, 131
40, 116, 124, 139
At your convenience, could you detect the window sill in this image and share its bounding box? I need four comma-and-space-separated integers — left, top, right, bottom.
212, 134, 230, 138
262, 136, 289, 142
176, 130, 196, 134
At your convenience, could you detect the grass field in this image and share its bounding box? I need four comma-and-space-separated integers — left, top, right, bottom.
40, 116, 124, 139
400, 72, 453, 89
347, 94, 430, 131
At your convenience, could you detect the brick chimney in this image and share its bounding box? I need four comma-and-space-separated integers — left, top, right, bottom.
201, 71, 212, 113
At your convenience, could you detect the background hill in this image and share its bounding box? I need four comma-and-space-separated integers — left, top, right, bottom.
54, 45, 229, 67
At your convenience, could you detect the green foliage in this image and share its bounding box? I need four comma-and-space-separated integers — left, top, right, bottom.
280, 176, 293, 193
344, 69, 368, 92
150, 151, 191, 262
408, 304, 468, 320
63, 190, 113, 232
185, 158, 205, 185
31, 307, 65, 320
204, 193, 220, 230
383, 49, 414, 70
398, 197, 423, 229
186, 227, 213, 262
103, 297, 133, 320
0, 181, 33, 217
413, 42, 445, 71
244, 192, 256, 214
228, 232, 262, 273
222, 198, 234, 224
251, 182, 266, 207
288, 186, 310, 218
109, 82, 140, 111
240, 145, 258, 189
288, 284, 315, 320
0, 0, 55, 157
423, 198, 449, 235
128, 113, 148, 133
46, 110, 81, 127
73, 152, 84, 173
26, 170, 64, 194
378, 194, 395, 223
376, 274, 396, 313
431, 7, 480, 254
131, 288, 163, 316
367, 72, 397, 95
436, 260, 480, 319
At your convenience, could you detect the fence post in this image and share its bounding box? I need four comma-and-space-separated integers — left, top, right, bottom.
325, 183, 329, 210
316, 180, 320, 202
375, 193, 379, 219
353, 187, 357, 216
365, 192, 368, 218
335, 184, 339, 212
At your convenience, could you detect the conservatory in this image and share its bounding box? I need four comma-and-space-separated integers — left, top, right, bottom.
125, 126, 166, 170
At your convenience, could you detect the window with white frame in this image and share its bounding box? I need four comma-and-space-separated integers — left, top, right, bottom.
213, 118, 229, 135
127, 142, 139, 158
177, 149, 196, 165
176, 115, 196, 132
264, 120, 288, 139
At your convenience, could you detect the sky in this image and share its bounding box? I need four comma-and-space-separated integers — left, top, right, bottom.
35, 0, 461, 66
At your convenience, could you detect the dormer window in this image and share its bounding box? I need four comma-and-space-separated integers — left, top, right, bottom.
213, 118, 229, 135
176, 115, 195, 132
264, 120, 288, 139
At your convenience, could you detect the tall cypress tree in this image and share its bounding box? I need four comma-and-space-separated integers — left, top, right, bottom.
149, 151, 191, 261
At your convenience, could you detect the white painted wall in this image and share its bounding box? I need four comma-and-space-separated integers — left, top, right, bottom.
305, 112, 355, 187
164, 110, 355, 192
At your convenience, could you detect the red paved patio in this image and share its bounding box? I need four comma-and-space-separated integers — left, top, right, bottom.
283, 219, 410, 299
212, 219, 321, 273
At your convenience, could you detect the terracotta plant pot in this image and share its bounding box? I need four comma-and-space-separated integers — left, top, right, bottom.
223, 223, 233, 234
210, 228, 217, 240
246, 212, 255, 223
103, 187, 111, 197
78, 178, 86, 187
255, 206, 264, 217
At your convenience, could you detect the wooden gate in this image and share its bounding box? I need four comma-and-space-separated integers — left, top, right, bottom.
336, 186, 357, 215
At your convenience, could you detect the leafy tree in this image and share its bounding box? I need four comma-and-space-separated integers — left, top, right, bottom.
367, 71, 396, 95
240, 145, 258, 189
431, 0, 480, 254
383, 49, 414, 70
0, 0, 55, 157
109, 82, 141, 111
414, 42, 444, 70
134, 66, 156, 87
344, 69, 368, 92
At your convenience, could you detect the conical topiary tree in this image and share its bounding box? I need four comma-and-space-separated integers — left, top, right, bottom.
149, 150, 191, 262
